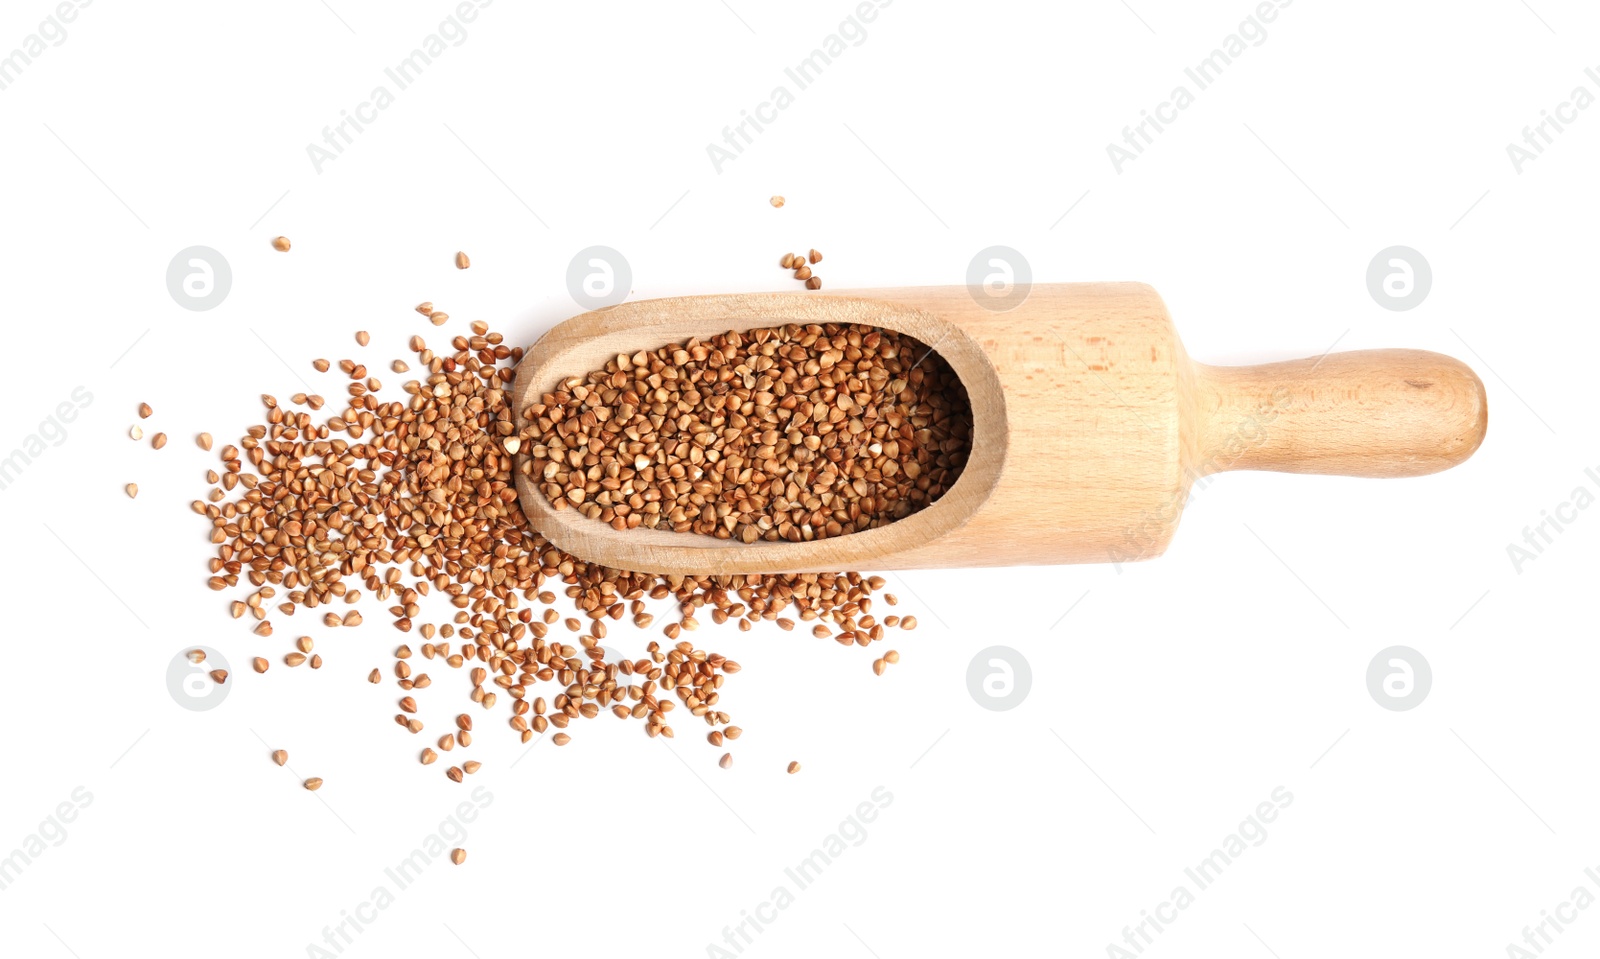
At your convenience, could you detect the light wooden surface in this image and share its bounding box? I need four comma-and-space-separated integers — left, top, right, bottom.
511, 284, 1487, 575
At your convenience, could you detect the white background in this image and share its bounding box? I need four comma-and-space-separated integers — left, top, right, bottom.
1, 1, 1597, 957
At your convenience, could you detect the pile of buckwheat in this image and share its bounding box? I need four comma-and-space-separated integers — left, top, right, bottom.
524, 323, 972, 543
194, 313, 941, 778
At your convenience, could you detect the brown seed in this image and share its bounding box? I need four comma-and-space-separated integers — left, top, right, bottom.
787, 761, 801, 774
420, 748, 437, 765
368, 668, 381, 683
296, 636, 314, 653
901, 616, 918, 630
272, 749, 287, 766
271, 236, 291, 252
415, 302, 433, 316
455, 251, 470, 269
429, 311, 449, 326
446, 766, 464, 782
463, 760, 481, 774
519, 319, 971, 549
780, 253, 795, 269
138, 402, 152, 419
794, 265, 812, 281
186, 649, 205, 664
885, 649, 900, 664
356, 330, 370, 346
392, 359, 409, 373
125, 483, 139, 499
399, 697, 417, 713
151, 432, 167, 450
809, 249, 822, 264
770, 196, 785, 208
285, 652, 307, 667
806, 276, 822, 290
725, 726, 743, 740
450, 848, 466, 865
456, 714, 472, 731
303, 777, 322, 790
312, 358, 330, 372
191, 297, 919, 787
310, 654, 323, 669
209, 669, 228, 684
719, 752, 733, 769
253, 657, 269, 673
872, 658, 885, 675
552, 733, 571, 746
196, 433, 213, 451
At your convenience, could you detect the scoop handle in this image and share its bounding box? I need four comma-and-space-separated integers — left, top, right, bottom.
1191, 349, 1488, 478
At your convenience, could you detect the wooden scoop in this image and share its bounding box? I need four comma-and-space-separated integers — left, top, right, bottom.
511, 283, 1487, 575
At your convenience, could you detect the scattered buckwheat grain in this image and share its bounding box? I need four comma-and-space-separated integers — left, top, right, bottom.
193, 309, 923, 784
